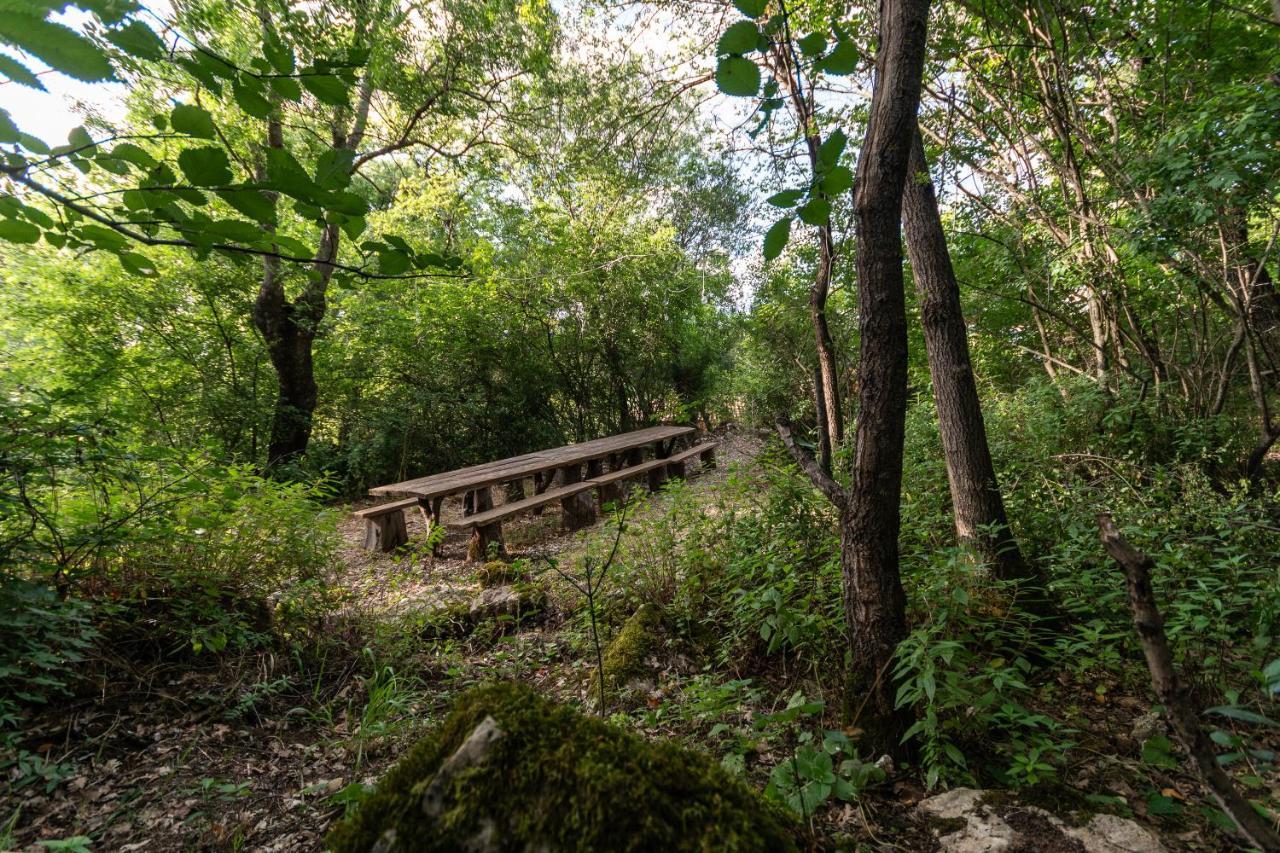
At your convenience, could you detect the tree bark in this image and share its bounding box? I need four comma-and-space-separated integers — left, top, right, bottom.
902, 128, 1037, 589
841, 0, 931, 752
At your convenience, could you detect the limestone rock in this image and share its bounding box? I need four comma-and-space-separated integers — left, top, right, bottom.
918, 788, 1162, 853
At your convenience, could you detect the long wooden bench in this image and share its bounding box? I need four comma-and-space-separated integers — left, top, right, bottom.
354, 497, 420, 552
665, 440, 718, 478
455, 481, 597, 530
588, 457, 672, 507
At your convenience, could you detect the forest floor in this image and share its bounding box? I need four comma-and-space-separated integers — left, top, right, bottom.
4, 432, 1255, 851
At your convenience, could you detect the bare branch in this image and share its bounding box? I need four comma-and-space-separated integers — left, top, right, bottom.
776, 419, 847, 509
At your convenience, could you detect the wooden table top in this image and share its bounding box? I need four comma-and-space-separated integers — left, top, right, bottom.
369, 425, 695, 500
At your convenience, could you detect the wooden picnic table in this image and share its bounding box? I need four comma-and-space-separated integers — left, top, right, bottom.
363, 425, 700, 560
370, 425, 694, 500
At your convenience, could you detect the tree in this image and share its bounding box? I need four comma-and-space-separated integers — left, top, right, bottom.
902, 127, 1036, 588
0, 0, 553, 467
716, 0, 932, 747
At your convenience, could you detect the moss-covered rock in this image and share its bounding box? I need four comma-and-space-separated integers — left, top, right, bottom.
476, 560, 520, 588
327, 682, 798, 852
599, 602, 664, 690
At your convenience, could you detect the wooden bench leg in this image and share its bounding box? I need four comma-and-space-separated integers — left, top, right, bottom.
647, 464, 668, 492
466, 486, 505, 563
699, 447, 717, 470
559, 464, 596, 531
667, 459, 687, 480
364, 510, 408, 552
532, 470, 555, 516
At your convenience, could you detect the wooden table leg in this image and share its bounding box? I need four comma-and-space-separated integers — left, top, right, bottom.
559, 464, 596, 531
420, 497, 444, 556
466, 486, 505, 563
648, 441, 670, 491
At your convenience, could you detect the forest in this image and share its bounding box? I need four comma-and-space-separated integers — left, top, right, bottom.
0, 0, 1278, 849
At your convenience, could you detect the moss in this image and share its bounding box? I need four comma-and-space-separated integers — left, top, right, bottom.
327, 682, 798, 852
598, 602, 664, 689
477, 560, 520, 588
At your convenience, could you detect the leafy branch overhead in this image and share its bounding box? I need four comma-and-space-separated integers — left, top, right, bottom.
713, 0, 859, 260
0, 0, 462, 279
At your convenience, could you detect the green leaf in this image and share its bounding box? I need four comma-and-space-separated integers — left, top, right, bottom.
265, 148, 320, 201
797, 32, 826, 57
0, 108, 18, 144
263, 31, 294, 74
269, 76, 302, 101
117, 250, 158, 277
0, 218, 41, 243
67, 125, 92, 149
105, 20, 165, 61
203, 219, 269, 244
819, 40, 857, 75
718, 21, 760, 55
820, 165, 853, 195
232, 76, 273, 119
314, 148, 355, 190
797, 197, 830, 225
178, 146, 233, 186
378, 250, 411, 276
0, 15, 115, 82
0, 53, 44, 90
762, 216, 791, 260
299, 70, 349, 107
170, 103, 216, 139
734, 0, 768, 18
716, 57, 760, 97
818, 129, 847, 170
109, 142, 156, 169
1205, 706, 1279, 727
216, 187, 276, 225
766, 189, 804, 207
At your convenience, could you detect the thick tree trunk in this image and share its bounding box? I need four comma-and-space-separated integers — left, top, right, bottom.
842, 0, 931, 752
902, 129, 1036, 588
260, 313, 318, 466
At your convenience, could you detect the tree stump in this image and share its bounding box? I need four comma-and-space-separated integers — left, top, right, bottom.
364, 510, 408, 552
559, 464, 596, 531
466, 487, 505, 563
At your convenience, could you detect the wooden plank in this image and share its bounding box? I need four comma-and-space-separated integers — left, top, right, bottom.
352, 497, 420, 518
370, 425, 694, 500
451, 481, 597, 530
667, 441, 719, 464
587, 457, 669, 487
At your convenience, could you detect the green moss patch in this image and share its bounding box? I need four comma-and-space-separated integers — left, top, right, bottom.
477, 560, 520, 588
327, 682, 798, 852
599, 601, 664, 689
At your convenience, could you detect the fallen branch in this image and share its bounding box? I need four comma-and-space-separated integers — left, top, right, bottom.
775, 418, 847, 510
1098, 514, 1280, 851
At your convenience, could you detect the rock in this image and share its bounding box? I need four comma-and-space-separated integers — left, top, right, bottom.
476, 560, 520, 588
1130, 711, 1163, 744
468, 582, 545, 622
919, 788, 1016, 852
917, 788, 1162, 853
1063, 814, 1161, 853
597, 602, 664, 691
327, 682, 798, 852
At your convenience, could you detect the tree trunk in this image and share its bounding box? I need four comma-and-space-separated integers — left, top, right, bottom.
902, 128, 1037, 589
841, 0, 931, 752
